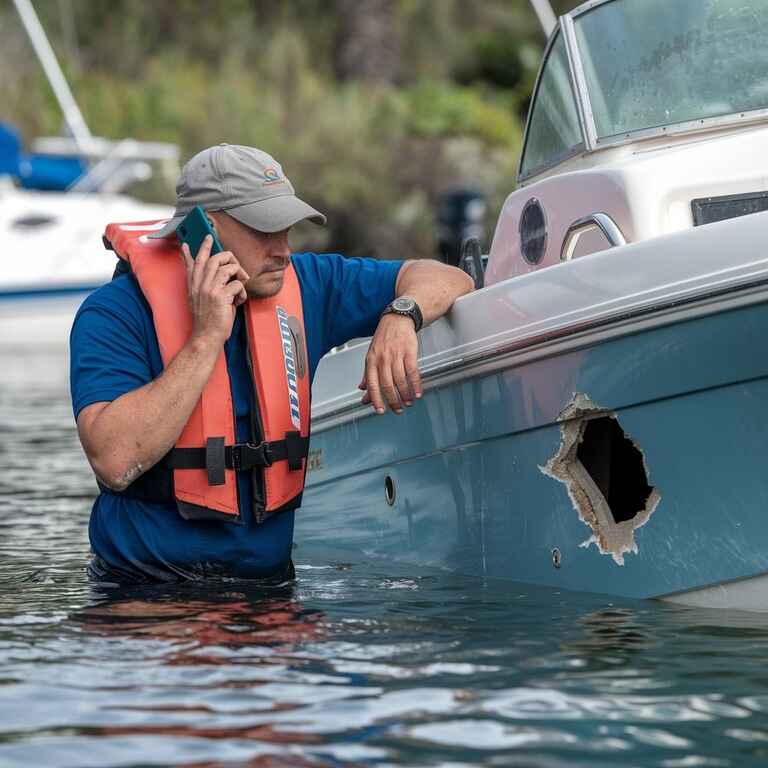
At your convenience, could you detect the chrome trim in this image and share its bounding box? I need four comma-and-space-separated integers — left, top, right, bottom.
517, 143, 586, 186
312, 276, 768, 432
561, 13, 597, 151
569, 0, 620, 19
560, 212, 626, 261
594, 108, 768, 150
517, 26, 585, 183
517, 27, 559, 182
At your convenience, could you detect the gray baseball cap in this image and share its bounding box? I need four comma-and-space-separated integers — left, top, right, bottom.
149, 144, 326, 239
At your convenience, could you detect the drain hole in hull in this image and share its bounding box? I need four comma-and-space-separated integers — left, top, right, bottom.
576, 416, 653, 524
384, 475, 396, 506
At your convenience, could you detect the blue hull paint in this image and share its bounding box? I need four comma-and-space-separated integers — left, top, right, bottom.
299, 300, 768, 599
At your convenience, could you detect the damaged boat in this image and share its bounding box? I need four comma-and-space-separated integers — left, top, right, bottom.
299, 0, 768, 611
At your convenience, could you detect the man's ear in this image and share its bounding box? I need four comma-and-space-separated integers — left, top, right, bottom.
207, 211, 220, 234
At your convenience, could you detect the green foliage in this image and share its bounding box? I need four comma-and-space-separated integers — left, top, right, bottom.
403, 82, 522, 146
0, 0, 582, 258
465, 31, 526, 89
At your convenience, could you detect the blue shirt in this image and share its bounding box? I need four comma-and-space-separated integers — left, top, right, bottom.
70, 252, 402, 581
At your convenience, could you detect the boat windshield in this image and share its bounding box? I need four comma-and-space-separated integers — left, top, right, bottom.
519, 32, 582, 179
574, 0, 768, 139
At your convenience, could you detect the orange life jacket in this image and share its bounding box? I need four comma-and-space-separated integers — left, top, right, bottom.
102, 219, 311, 524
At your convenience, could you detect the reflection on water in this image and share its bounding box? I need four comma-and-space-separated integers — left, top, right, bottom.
4, 351, 768, 767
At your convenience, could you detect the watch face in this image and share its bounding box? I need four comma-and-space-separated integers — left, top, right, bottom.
392, 297, 416, 312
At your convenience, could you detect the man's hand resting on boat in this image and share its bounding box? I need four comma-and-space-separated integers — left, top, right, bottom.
359, 260, 474, 414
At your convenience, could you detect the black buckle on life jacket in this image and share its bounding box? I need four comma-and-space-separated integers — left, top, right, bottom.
162, 435, 308, 476
230, 441, 274, 471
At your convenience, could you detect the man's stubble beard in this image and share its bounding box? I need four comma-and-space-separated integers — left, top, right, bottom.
245, 275, 284, 300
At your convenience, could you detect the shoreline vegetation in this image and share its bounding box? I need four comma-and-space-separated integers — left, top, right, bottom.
1, 0, 577, 259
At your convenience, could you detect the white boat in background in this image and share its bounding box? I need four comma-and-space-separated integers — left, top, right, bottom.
0, 0, 556, 354
0, 183, 171, 349
0, 0, 175, 350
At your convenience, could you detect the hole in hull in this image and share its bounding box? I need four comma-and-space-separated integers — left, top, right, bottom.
541, 394, 661, 565
576, 416, 653, 525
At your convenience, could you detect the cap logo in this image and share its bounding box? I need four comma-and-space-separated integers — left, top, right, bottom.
263, 167, 283, 185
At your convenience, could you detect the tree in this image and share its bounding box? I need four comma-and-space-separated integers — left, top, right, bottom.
333, 0, 400, 83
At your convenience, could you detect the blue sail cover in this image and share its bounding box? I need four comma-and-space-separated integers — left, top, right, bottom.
0, 122, 84, 191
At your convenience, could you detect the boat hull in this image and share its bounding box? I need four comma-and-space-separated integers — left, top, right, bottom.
0, 286, 97, 349
0, 186, 171, 349
300, 300, 768, 607
299, 212, 768, 610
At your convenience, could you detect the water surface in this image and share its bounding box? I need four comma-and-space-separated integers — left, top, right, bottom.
3, 350, 768, 767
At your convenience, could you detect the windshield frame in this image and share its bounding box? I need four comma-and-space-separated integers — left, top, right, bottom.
518, 0, 768, 182
517, 26, 587, 183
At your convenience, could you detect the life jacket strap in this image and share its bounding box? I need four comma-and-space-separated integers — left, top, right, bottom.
161, 433, 310, 478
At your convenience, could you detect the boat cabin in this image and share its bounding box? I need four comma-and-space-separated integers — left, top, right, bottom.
485, 0, 768, 285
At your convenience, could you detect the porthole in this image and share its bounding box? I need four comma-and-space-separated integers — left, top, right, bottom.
384, 475, 396, 506
519, 198, 547, 265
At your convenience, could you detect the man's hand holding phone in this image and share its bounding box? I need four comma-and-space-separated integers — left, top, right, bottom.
181, 235, 250, 348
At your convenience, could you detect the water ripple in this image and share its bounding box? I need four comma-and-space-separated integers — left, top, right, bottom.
3, 351, 768, 767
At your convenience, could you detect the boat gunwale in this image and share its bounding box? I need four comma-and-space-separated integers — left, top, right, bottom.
311, 272, 768, 431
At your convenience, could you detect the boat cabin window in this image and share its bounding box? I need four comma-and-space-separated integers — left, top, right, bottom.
574, 0, 768, 139
11, 214, 57, 230
519, 32, 582, 179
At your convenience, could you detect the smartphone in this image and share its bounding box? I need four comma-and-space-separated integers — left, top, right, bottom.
176, 205, 224, 258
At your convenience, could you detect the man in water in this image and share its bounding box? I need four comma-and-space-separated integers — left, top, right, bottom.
70, 144, 473, 583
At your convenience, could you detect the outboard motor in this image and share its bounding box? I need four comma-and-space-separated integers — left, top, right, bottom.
436, 188, 487, 267
459, 237, 485, 290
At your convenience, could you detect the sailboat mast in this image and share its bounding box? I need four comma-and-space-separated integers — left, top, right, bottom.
529, 0, 557, 37
11, 0, 92, 152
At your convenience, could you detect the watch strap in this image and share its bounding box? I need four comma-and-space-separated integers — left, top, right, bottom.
382, 299, 423, 332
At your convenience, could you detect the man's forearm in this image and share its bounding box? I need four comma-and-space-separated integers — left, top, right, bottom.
359, 260, 473, 414
395, 260, 474, 325
79, 334, 222, 491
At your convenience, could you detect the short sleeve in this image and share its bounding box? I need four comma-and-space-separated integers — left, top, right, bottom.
292, 252, 403, 365
69, 280, 155, 419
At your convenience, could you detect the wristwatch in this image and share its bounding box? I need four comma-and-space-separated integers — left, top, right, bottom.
382, 296, 423, 333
